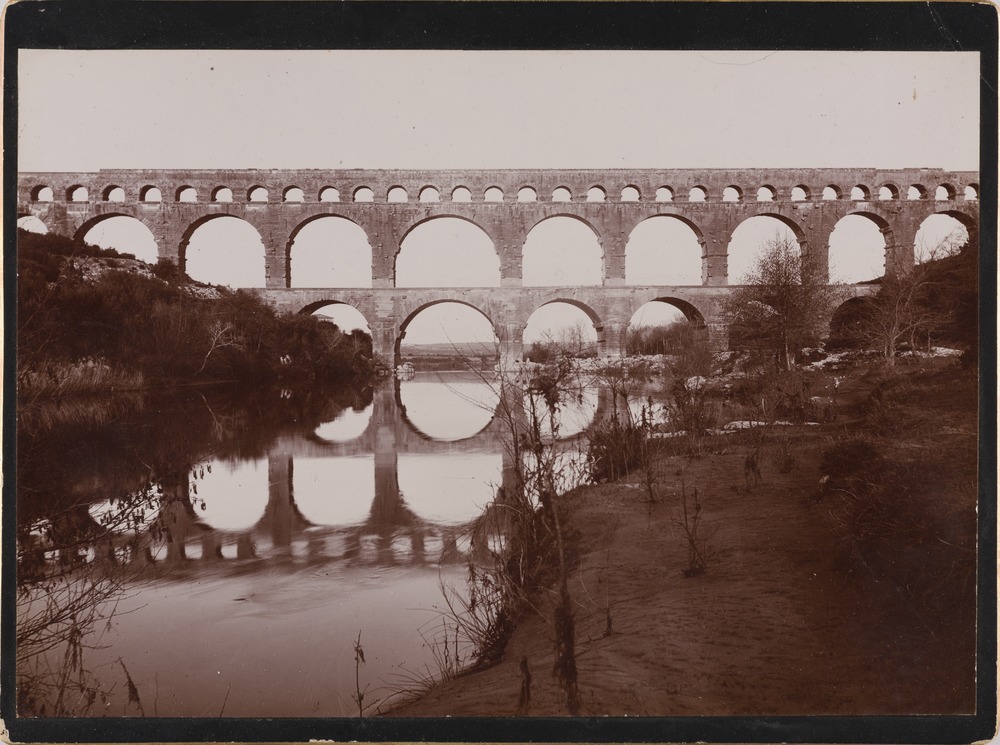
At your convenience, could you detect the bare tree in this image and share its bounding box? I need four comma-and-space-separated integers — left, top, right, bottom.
724, 234, 845, 370
854, 232, 968, 368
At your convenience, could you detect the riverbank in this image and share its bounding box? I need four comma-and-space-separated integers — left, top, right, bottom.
389, 360, 978, 716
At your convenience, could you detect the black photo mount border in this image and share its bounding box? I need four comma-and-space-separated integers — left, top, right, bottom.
2, 2, 996, 743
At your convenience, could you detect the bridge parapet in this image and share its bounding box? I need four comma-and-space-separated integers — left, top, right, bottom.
18, 167, 980, 206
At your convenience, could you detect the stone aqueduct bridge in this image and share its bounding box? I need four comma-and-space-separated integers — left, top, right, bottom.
18, 168, 979, 359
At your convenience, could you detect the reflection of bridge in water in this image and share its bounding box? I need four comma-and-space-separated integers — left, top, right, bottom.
77, 378, 612, 576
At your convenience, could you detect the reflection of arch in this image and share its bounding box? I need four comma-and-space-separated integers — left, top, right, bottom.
285, 214, 373, 288
398, 452, 502, 525
394, 299, 500, 365
196, 459, 270, 533
292, 456, 374, 527
396, 378, 499, 443
312, 403, 374, 444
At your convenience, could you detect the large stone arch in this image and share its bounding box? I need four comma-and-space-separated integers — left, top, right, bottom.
284, 213, 374, 289
397, 210, 499, 246
522, 214, 605, 287
622, 295, 711, 355
740, 211, 807, 245
178, 213, 267, 283
394, 214, 501, 288
296, 297, 373, 322
523, 297, 612, 356
933, 207, 979, 246
73, 212, 162, 262
394, 298, 501, 366
623, 212, 709, 286
644, 295, 707, 326
524, 212, 603, 243
72, 212, 159, 246
842, 209, 902, 275
726, 212, 808, 285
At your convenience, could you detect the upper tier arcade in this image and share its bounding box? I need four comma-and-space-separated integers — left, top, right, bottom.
18, 167, 980, 289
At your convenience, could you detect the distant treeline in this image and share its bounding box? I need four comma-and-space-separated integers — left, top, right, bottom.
17, 230, 375, 396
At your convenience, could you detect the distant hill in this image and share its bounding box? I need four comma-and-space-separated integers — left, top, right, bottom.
400, 342, 498, 358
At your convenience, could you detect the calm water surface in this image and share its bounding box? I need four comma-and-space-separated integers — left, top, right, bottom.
17, 371, 666, 717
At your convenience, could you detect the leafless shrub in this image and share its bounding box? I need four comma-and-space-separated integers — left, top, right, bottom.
675, 471, 708, 578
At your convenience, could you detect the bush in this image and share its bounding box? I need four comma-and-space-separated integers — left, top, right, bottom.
17, 229, 374, 393
587, 418, 646, 483
819, 437, 883, 492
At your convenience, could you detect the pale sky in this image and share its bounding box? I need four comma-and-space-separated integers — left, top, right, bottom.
18, 50, 980, 344
18, 50, 979, 171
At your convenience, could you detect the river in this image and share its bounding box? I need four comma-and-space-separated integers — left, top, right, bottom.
15, 370, 669, 717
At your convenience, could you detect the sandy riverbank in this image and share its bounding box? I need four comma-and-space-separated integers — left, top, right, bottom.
389, 362, 978, 717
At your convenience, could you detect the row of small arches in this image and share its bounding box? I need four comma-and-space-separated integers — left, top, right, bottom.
30, 181, 980, 205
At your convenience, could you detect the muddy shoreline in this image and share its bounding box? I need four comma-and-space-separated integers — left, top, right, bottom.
388, 363, 977, 717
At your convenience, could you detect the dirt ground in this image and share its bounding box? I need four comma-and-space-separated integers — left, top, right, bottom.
389, 362, 979, 717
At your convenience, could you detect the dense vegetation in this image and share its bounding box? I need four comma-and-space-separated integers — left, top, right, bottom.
828, 237, 979, 365
17, 229, 375, 396
625, 319, 708, 357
